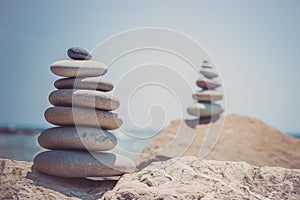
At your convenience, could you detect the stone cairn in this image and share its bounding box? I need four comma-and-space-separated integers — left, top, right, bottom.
34, 47, 135, 178
187, 60, 224, 123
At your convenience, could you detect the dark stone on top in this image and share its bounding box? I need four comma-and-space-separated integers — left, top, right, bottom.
67, 47, 92, 60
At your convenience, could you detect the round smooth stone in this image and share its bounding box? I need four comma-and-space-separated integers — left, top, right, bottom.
187, 103, 223, 117
49, 89, 120, 111
34, 150, 136, 178
38, 127, 117, 151
202, 65, 213, 69
202, 60, 213, 68
50, 60, 107, 77
193, 90, 223, 102
44, 106, 122, 130
196, 78, 221, 90
198, 115, 220, 124
54, 77, 113, 92
67, 47, 92, 60
200, 69, 218, 79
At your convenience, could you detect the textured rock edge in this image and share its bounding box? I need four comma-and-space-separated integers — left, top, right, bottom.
102, 156, 300, 200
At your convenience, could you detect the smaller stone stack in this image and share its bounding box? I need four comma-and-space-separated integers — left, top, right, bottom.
34, 47, 135, 178
187, 60, 224, 123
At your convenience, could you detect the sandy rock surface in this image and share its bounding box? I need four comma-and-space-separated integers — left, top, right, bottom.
136, 114, 300, 170
103, 156, 300, 200
0, 158, 116, 199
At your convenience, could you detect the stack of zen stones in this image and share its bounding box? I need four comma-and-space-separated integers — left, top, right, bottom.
34, 47, 135, 178
187, 61, 224, 123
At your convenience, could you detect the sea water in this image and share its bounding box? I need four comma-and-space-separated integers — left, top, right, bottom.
0, 133, 42, 161
286, 132, 300, 139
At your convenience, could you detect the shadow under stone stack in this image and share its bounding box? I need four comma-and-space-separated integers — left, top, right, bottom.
34, 47, 135, 178
187, 61, 224, 123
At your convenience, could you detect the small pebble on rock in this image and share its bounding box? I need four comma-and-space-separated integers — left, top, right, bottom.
67, 47, 92, 60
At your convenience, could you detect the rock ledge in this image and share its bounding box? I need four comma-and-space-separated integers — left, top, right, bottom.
0, 158, 116, 200
103, 156, 300, 200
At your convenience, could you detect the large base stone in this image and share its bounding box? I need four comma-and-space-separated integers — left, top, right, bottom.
34, 150, 136, 178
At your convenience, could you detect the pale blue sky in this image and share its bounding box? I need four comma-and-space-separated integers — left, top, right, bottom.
0, 0, 299, 132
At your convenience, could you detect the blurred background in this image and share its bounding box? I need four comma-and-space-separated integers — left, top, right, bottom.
0, 0, 299, 161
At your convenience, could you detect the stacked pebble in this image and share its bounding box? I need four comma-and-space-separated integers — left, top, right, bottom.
187, 61, 224, 123
34, 47, 135, 178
